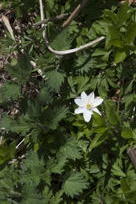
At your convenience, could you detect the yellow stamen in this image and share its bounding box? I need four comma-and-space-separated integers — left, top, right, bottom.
86, 104, 92, 110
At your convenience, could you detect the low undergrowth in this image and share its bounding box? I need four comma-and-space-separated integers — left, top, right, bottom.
0, 1, 136, 203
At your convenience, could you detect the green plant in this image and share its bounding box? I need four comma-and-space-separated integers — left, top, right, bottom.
0, 1, 136, 203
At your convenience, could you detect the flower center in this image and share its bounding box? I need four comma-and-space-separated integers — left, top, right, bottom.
86, 104, 92, 110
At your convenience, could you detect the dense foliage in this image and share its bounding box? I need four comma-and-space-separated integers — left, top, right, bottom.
0, 0, 136, 203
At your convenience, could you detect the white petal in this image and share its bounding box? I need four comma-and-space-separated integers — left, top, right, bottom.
93, 97, 103, 107
74, 98, 83, 107
88, 92, 94, 102
93, 108, 101, 115
74, 107, 84, 114
81, 91, 88, 105
83, 111, 92, 122
81, 91, 87, 99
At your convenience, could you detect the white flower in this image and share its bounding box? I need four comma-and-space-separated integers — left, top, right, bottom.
74, 92, 103, 122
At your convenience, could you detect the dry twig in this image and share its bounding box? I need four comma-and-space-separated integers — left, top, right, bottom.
127, 148, 136, 169
34, 13, 69, 27
2, 15, 15, 41
62, 0, 89, 28
16, 138, 25, 149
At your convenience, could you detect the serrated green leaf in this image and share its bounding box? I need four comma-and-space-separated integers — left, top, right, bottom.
51, 28, 72, 50
51, 138, 82, 174
46, 70, 65, 92
59, 138, 82, 160
75, 54, 93, 73
0, 114, 33, 135
51, 156, 67, 174
45, 106, 68, 130
7, 55, 32, 84
43, 187, 63, 204
0, 82, 20, 103
38, 87, 53, 105
63, 172, 88, 198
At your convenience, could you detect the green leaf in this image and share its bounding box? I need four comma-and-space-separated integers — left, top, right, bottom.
38, 87, 53, 105
75, 54, 94, 74
121, 179, 131, 194
104, 9, 118, 25
124, 94, 136, 109
51, 156, 67, 174
63, 172, 88, 198
121, 127, 133, 139
0, 143, 16, 165
58, 137, 82, 161
112, 159, 126, 177
45, 106, 68, 130
105, 100, 120, 126
0, 115, 18, 132
20, 151, 45, 197
89, 131, 107, 152
68, 76, 90, 97
0, 165, 19, 201
46, 0, 55, 10
107, 25, 123, 48
46, 70, 65, 92
0, 82, 20, 103
92, 48, 111, 62
89, 164, 100, 174
43, 187, 63, 204
13, 114, 33, 135
0, 114, 33, 135
117, 3, 131, 25
51, 28, 73, 50
126, 22, 136, 44
7, 55, 32, 84
114, 50, 127, 64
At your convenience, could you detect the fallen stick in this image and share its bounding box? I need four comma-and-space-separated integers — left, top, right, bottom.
62, 0, 89, 28
2, 15, 15, 41
34, 13, 69, 27
127, 148, 136, 169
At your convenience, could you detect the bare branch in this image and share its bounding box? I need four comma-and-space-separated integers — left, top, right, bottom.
62, 0, 89, 28
127, 148, 136, 169
2, 15, 15, 41
34, 13, 69, 27
39, 0, 44, 22
39, 0, 45, 40
39, 0, 105, 56
46, 36, 105, 55
16, 138, 25, 149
